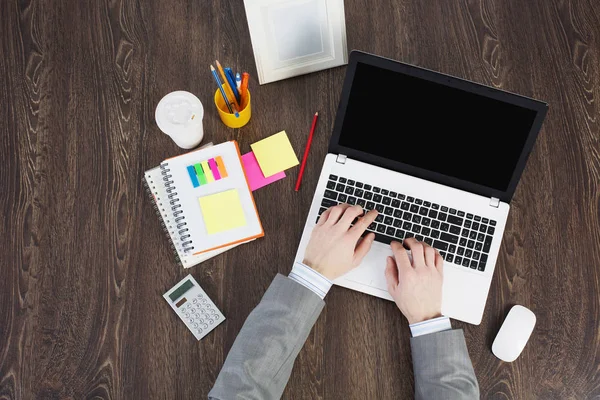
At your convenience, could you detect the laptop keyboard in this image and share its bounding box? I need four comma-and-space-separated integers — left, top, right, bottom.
318, 175, 497, 272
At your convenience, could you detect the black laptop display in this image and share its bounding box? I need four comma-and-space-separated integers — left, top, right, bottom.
329, 51, 548, 203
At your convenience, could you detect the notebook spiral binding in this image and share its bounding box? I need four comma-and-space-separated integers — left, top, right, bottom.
160, 163, 194, 253
142, 176, 182, 266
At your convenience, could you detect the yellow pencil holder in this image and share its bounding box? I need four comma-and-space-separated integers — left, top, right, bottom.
214, 89, 251, 128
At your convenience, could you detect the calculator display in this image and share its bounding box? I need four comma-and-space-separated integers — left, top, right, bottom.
169, 279, 194, 302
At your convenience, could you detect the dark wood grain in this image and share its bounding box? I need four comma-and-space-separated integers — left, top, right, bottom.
1, 0, 599, 398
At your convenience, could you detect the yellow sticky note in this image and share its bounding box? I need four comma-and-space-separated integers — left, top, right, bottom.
251, 130, 299, 178
199, 189, 246, 234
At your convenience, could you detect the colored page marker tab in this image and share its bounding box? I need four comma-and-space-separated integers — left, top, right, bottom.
208, 158, 221, 180
187, 165, 200, 187
215, 156, 228, 178
194, 163, 207, 185
201, 160, 214, 182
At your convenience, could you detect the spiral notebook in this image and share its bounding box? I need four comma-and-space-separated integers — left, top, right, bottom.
144, 141, 264, 268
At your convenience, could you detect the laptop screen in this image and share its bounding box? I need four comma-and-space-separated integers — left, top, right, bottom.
338, 62, 539, 192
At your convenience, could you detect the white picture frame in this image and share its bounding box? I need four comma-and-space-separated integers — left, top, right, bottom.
244, 0, 348, 84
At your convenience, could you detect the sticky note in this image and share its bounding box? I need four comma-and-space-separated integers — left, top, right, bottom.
194, 163, 207, 185
242, 151, 286, 191
201, 161, 214, 183
250, 130, 299, 178
208, 158, 221, 180
199, 189, 247, 234
215, 156, 228, 178
187, 165, 200, 187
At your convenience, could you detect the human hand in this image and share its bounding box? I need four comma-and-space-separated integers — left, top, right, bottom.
384, 238, 444, 324
303, 204, 378, 280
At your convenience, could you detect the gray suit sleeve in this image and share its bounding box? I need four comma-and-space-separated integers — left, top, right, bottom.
208, 274, 325, 400
410, 329, 480, 400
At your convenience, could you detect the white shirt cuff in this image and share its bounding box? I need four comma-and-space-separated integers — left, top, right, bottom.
409, 316, 452, 337
288, 261, 333, 299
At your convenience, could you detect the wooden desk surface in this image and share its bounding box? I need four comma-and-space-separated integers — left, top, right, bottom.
1, 0, 599, 398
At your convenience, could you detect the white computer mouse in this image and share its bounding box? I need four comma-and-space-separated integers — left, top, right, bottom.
492, 305, 536, 362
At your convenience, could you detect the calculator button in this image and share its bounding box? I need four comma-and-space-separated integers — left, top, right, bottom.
203, 324, 208, 329
214, 314, 219, 319
193, 299, 198, 304
201, 298, 207, 303
196, 294, 203, 298
190, 308, 196, 314
208, 319, 214, 324
197, 318, 204, 323
197, 329, 203, 334
193, 323, 198, 328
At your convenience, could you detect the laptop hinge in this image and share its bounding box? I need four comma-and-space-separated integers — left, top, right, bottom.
336, 154, 347, 164
489, 197, 500, 208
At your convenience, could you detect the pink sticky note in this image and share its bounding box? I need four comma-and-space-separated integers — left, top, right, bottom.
242, 151, 286, 191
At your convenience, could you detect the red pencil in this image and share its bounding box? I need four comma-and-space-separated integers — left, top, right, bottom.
295, 112, 319, 191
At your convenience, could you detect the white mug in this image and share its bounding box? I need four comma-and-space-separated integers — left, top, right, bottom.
155, 91, 204, 149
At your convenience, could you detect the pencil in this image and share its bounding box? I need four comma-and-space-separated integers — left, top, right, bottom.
215, 60, 240, 111
210, 65, 239, 117
295, 112, 319, 191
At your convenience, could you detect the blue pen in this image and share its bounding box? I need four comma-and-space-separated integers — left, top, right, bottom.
224, 67, 241, 103
235, 73, 242, 91
210, 65, 239, 117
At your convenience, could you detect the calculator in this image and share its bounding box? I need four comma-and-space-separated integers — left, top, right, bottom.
163, 274, 225, 340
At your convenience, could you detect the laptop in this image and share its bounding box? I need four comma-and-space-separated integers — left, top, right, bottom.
294, 51, 548, 325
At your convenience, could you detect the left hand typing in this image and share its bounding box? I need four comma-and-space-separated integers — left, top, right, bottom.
303, 204, 378, 280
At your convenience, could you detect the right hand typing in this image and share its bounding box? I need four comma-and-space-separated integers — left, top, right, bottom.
384, 238, 444, 324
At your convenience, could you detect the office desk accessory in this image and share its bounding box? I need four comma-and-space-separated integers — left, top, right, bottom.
294, 50, 548, 325
251, 131, 299, 178
163, 274, 225, 340
144, 141, 263, 268
186, 157, 228, 188
224, 67, 241, 103
235, 72, 242, 90
240, 72, 250, 102
215, 89, 251, 128
492, 306, 536, 362
155, 91, 204, 149
295, 112, 319, 191
243, 0, 348, 84
215, 61, 241, 112
242, 151, 286, 191
199, 189, 247, 234
211, 64, 237, 116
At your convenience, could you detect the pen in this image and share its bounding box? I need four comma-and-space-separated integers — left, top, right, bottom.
240, 72, 250, 103
225, 67, 241, 103
210, 65, 239, 117
236, 73, 242, 90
